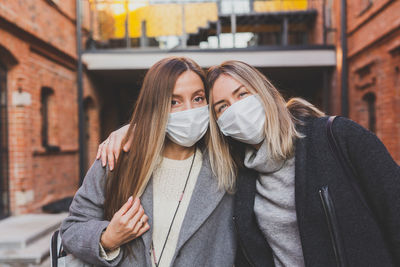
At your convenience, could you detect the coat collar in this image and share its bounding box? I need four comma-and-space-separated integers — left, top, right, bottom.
139, 151, 226, 260
139, 177, 153, 264
234, 168, 275, 267
294, 117, 318, 267
174, 152, 225, 252
294, 120, 309, 230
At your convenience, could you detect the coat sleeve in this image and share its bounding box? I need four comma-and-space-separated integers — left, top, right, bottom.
334, 117, 400, 264
60, 160, 124, 266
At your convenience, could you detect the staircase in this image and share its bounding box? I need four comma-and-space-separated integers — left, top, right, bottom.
0, 213, 68, 266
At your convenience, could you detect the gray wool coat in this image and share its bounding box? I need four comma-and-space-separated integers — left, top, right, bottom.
60, 155, 236, 267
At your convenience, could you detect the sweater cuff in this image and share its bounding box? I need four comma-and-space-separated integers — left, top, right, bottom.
99, 242, 121, 261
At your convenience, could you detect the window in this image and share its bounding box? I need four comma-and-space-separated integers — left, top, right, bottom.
40, 87, 59, 152
362, 92, 376, 133
359, 0, 373, 16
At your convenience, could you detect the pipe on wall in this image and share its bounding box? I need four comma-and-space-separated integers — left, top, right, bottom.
341, 0, 349, 117
76, 0, 85, 186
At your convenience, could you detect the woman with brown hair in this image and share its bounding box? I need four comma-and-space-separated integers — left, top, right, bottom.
102, 60, 400, 267
60, 57, 236, 267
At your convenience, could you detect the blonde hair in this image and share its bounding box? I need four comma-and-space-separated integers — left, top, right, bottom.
206, 61, 324, 192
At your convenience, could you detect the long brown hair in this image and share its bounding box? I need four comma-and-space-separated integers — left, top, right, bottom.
104, 57, 206, 221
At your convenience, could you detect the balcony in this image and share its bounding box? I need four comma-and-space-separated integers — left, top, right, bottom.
79, 0, 336, 132
82, 0, 336, 69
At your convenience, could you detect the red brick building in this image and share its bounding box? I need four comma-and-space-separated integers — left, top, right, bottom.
329, 0, 400, 163
0, 0, 101, 216
345, 0, 400, 163
0, 0, 398, 217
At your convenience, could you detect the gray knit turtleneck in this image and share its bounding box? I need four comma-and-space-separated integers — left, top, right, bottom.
244, 141, 305, 267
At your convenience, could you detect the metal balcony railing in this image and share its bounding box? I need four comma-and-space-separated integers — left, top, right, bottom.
83, 0, 334, 51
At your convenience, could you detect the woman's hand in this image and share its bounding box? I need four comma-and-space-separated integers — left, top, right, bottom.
100, 196, 149, 250
96, 124, 132, 170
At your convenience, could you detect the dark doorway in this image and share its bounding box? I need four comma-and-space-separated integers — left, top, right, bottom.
259, 66, 331, 111
0, 62, 9, 219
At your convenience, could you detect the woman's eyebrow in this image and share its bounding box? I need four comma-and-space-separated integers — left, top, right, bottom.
191, 89, 205, 96
213, 99, 225, 107
213, 85, 244, 107
171, 94, 183, 99
232, 85, 244, 95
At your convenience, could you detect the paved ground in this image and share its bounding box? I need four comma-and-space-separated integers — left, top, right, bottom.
0, 257, 50, 267
0, 213, 67, 267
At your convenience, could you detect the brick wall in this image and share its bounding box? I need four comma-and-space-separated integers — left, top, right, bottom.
0, 0, 101, 214
0, 0, 77, 59
331, 0, 400, 163
346, 0, 400, 163
309, 0, 325, 45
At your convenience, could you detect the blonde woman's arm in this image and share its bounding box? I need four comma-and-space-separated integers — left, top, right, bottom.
96, 124, 132, 170
334, 117, 400, 265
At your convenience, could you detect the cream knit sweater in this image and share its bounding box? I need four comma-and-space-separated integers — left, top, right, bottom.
151, 148, 202, 267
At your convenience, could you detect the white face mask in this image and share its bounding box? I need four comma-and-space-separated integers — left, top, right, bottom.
217, 94, 266, 145
166, 105, 209, 147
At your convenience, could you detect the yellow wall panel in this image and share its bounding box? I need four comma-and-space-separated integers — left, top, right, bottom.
112, 1, 306, 39
114, 13, 127, 38
254, 0, 308, 12
113, 3, 217, 38
185, 3, 218, 33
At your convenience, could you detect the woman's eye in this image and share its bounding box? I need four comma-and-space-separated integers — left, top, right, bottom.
239, 91, 248, 98
194, 96, 204, 103
171, 100, 178, 106
218, 104, 228, 113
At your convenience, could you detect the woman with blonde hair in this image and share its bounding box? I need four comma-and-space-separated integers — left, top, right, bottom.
99, 60, 400, 267
206, 60, 400, 267
60, 57, 237, 266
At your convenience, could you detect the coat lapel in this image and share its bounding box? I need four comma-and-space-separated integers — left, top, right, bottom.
139, 178, 153, 261
234, 168, 258, 233
234, 168, 275, 267
294, 124, 308, 229
174, 153, 225, 252
294, 120, 313, 267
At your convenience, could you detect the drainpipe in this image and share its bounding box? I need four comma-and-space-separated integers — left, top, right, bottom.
341, 0, 349, 117
76, 0, 85, 186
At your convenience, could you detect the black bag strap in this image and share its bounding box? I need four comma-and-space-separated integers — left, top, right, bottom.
326, 116, 373, 215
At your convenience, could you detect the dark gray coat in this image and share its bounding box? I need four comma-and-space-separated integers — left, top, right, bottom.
234, 116, 400, 267
60, 154, 236, 267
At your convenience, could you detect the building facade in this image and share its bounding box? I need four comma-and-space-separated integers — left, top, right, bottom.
345, 0, 400, 163
0, 0, 101, 216
0, 0, 398, 217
